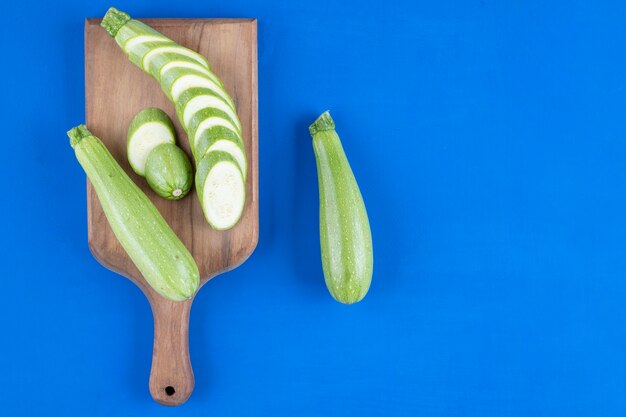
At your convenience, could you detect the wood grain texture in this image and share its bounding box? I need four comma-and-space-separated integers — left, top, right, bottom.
84, 17, 258, 406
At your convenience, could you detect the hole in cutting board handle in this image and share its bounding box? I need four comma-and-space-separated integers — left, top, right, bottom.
165, 386, 176, 396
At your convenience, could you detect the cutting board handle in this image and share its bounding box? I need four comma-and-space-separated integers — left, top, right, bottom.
147, 297, 195, 406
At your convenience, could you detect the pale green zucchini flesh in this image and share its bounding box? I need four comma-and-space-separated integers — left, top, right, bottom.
123, 35, 171, 51
195, 151, 245, 230
309, 112, 373, 304
194, 125, 247, 179
160, 65, 224, 94
186, 111, 247, 178
170, 74, 234, 107
143, 46, 210, 76
127, 108, 176, 176
182, 93, 241, 131
68, 125, 200, 301
160, 60, 223, 87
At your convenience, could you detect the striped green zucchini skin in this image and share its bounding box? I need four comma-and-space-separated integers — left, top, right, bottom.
68, 125, 200, 301
186, 107, 242, 150
309, 112, 373, 304
145, 143, 193, 200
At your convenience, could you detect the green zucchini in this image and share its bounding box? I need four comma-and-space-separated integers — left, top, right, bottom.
195, 151, 245, 230
102, 7, 247, 230
144, 47, 209, 78
175, 88, 241, 133
127, 108, 193, 200
309, 112, 373, 304
160, 67, 223, 105
194, 126, 247, 179
68, 125, 200, 301
160, 61, 224, 88
145, 143, 193, 200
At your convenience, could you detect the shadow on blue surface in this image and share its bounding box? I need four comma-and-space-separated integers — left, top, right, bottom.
291, 113, 326, 299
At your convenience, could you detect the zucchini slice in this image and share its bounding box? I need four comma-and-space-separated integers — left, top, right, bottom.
186, 107, 241, 150
160, 60, 223, 87
174, 87, 241, 133
127, 108, 176, 176
123, 35, 171, 51
143, 46, 209, 75
160, 68, 226, 105
196, 151, 245, 230
182, 94, 241, 131
127, 108, 193, 200
193, 120, 242, 151
125, 40, 175, 68
170, 74, 234, 107
193, 125, 246, 178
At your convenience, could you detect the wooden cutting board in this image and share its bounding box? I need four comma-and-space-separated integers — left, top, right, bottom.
84, 18, 258, 406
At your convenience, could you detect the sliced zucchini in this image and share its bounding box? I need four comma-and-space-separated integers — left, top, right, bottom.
182, 94, 241, 131
108, 16, 164, 47
160, 60, 223, 87
143, 46, 209, 75
196, 151, 245, 230
195, 126, 247, 171
186, 107, 241, 152
193, 120, 242, 150
123, 35, 170, 51
202, 140, 247, 181
124, 40, 174, 68
127, 108, 176, 176
145, 143, 193, 200
160, 67, 226, 103
193, 124, 246, 178
170, 74, 234, 107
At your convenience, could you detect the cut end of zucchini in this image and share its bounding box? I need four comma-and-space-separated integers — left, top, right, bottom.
197, 152, 245, 230
204, 140, 247, 180
101, 7, 131, 37
127, 108, 176, 176
145, 143, 193, 200
203, 162, 245, 230
309, 111, 335, 136
67, 124, 93, 149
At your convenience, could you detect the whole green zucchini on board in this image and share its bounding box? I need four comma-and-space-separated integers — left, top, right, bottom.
101, 7, 246, 230
309, 112, 373, 304
68, 125, 200, 301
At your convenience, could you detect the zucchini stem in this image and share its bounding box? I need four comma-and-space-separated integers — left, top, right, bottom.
67, 124, 93, 149
101, 7, 131, 37
308, 111, 335, 136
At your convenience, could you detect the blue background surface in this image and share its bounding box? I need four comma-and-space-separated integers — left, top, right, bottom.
3, 0, 626, 415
